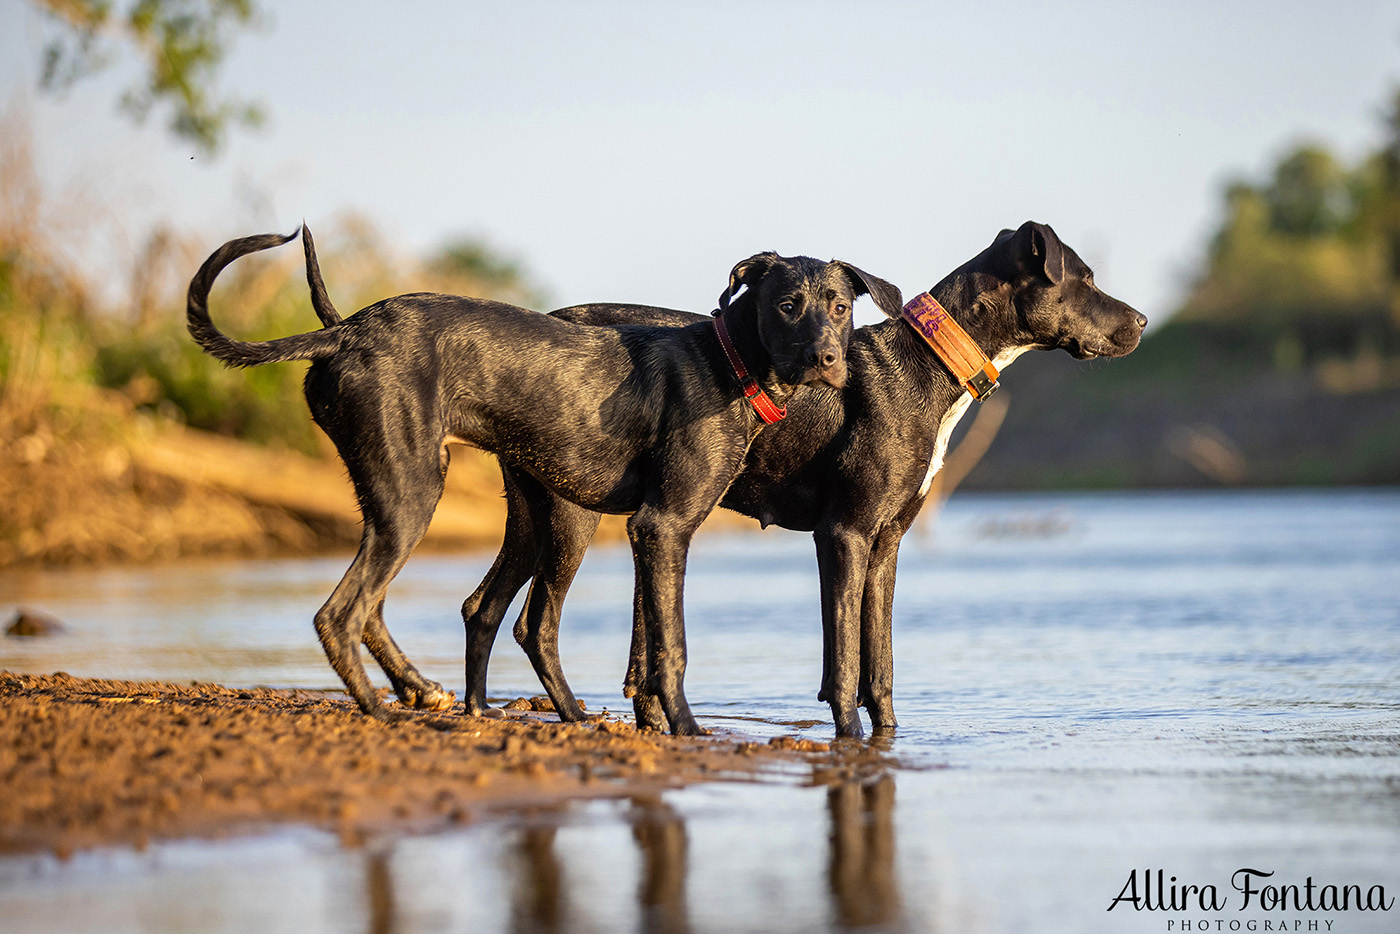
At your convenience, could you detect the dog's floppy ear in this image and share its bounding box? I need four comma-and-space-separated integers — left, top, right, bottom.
832, 262, 904, 319
1012, 221, 1065, 285
717, 252, 779, 310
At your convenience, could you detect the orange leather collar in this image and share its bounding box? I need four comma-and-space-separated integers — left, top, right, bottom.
901, 292, 1000, 400
712, 315, 787, 424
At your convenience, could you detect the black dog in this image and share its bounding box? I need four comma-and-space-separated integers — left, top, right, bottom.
187, 227, 902, 732
425, 222, 1145, 737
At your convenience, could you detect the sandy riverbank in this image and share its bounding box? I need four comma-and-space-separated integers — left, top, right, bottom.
0, 672, 882, 857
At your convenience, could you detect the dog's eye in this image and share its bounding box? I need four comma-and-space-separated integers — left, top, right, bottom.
834, 303, 849, 315
780, 301, 796, 314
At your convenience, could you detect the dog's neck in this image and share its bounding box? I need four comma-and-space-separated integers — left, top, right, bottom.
924, 272, 1026, 361
886, 270, 1035, 415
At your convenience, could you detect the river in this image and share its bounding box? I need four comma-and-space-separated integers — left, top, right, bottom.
2, 489, 1398, 932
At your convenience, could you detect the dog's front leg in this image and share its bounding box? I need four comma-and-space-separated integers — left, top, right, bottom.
815, 524, 873, 738
624, 579, 670, 731
628, 507, 701, 736
858, 526, 903, 732
462, 472, 541, 715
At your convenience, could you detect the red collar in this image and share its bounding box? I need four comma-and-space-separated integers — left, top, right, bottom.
901, 292, 1000, 400
712, 314, 787, 424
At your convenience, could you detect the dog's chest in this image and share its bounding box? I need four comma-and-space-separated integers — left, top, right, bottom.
917, 395, 973, 497
916, 345, 1031, 498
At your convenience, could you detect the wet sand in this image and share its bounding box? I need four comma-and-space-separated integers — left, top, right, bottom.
0, 672, 865, 857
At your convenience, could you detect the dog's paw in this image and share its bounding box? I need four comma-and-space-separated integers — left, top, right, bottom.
669, 714, 704, 737
418, 687, 457, 711
632, 695, 668, 732
397, 682, 456, 711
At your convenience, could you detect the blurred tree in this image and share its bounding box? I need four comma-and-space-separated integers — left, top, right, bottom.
426, 237, 545, 309
1178, 128, 1396, 327
28, 0, 264, 155
1377, 89, 1400, 287
1264, 145, 1353, 237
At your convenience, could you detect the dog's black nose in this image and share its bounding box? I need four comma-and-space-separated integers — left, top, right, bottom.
1135, 312, 1148, 329
807, 348, 839, 368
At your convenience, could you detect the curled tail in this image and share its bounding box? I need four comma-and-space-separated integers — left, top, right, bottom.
187, 228, 345, 368
301, 223, 343, 327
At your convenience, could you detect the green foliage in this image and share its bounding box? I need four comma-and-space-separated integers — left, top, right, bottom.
1, 204, 549, 456
31, 0, 263, 155
92, 280, 325, 452
1177, 90, 1400, 329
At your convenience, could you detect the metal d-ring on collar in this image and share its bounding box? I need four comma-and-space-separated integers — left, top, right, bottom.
711, 311, 787, 424
900, 292, 1001, 401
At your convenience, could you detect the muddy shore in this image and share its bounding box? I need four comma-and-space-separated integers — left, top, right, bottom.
0, 672, 881, 857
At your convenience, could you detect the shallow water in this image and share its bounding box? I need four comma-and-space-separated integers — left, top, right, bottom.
2, 489, 1399, 933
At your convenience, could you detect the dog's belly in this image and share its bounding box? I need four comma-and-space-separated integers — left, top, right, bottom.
444, 433, 646, 515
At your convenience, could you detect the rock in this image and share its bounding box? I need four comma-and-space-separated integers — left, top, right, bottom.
503, 695, 583, 712
6, 609, 65, 637
767, 735, 830, 753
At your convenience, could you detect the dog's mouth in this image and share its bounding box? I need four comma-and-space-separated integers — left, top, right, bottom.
1063, 333, 1139, 360
776, 353, 847, 389
1073, 341, 1102, 360
791, 361, 847, 390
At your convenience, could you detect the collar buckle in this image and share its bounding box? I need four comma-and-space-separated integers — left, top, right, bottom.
967, 365, 999, 401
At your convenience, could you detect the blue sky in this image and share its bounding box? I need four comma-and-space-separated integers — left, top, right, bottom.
3, 1, 1398, 324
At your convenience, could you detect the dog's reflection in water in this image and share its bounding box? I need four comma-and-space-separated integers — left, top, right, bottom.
827, 774, 903, 930
509, 821, 568, 934
630, 796, 689, 934
499, 797, 686, 934
360, 773, 903, 932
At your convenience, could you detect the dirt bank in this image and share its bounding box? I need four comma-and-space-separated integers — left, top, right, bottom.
0, 410, 752, 567
0, 672, 877, 857
2, 412, 525, 566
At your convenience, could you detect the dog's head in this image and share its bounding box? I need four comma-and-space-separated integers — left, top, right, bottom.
983, 221, 1146, 359
718, 253, 902, 388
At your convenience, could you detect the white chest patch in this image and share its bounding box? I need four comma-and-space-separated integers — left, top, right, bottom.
917, 345, 1033, 498
918, 395, 971, 497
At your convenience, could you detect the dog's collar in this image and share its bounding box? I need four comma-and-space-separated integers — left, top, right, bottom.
711, 314, 787, 424
901, 292, 1000, 401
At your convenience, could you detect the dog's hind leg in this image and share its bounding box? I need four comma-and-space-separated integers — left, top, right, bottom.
816, 569, 835, 706
513, 490, 601, 722
363, 598, 456, 711
462, 467, 540, 715
313, 432, 445, 719
315, 524, 433, 718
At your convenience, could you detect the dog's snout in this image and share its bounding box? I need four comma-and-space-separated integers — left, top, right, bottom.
797, 338, 847, 388
1134, 312, 1148, 330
